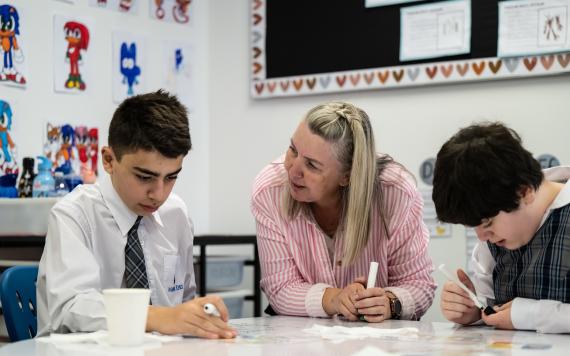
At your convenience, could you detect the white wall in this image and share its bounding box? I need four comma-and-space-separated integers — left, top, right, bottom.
208, 0, 570, 321
3, 0, 211, 233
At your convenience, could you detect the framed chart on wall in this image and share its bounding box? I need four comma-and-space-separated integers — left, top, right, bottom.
250, 0, 570, 98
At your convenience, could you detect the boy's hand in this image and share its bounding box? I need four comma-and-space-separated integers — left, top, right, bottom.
481, 301, 514, 330
146, 295, 238, 339
323, 278, 366, 320
440, 268, 481, 325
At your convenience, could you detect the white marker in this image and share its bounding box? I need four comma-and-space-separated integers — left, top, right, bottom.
367, 262, 379, 289
203, 303, 220, 317
438, 264, 483, 308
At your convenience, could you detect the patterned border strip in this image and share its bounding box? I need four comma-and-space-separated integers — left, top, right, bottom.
250, 0, 570, 99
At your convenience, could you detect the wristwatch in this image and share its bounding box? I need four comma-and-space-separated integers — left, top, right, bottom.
388, 293, 402, 320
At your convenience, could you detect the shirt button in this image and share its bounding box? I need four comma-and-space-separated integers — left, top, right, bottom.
336, 260, 342, 266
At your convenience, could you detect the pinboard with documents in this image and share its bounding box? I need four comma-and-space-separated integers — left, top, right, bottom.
250, 0, 570, 98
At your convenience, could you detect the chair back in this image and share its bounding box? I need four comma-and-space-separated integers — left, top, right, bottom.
0, 266, 39, 341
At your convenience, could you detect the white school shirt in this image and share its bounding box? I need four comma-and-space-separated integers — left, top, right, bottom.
471, 166, 570, 333
36, 175, 196, 336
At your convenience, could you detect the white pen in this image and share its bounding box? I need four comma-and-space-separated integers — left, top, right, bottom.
367, 261, 379, 289
357, 261, 379, 322
438, 264, 496, 315
203, 303, 220, 317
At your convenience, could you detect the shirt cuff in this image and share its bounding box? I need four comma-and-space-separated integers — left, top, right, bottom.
511, 297, 539, 331
305, 283, 333, 318
384, 286, 414, 320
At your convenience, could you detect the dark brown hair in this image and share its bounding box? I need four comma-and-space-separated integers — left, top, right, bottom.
432, 122, 543, 226
108, 89, 191, 160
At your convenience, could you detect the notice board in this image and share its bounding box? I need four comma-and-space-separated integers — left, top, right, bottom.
250, 0, 570, 98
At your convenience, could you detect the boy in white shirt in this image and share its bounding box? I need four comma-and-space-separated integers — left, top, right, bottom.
37, 90, 237, 339
432, 122, 570, 333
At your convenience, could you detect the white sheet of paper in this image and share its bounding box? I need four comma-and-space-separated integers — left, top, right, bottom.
352, 346, 401, 356
303, 324, 419, 343
498, 0, 570, 57
400, 0, 471, 61
365, 0, 423, 8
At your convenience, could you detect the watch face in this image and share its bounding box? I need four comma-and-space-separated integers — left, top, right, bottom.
389, 296, 402, 319
394, 298, 402, 313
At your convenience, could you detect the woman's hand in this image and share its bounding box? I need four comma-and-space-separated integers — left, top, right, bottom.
322, 279, 366, 320
353, 288, 391, 322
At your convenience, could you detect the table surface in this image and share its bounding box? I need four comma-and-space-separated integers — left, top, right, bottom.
1, 316, 569, 356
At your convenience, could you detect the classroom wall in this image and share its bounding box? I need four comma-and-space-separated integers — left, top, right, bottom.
208, 0, 570, 321
2, 0, 211, 233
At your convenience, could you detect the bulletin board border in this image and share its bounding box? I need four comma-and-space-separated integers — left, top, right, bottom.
250, 0, 570, 99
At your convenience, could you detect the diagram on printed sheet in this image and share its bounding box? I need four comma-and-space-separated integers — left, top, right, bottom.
539, 6, 567, 47
498, 0, 570, 57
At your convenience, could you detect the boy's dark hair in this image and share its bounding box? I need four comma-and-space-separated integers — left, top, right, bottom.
432, 122, 543, 227
108, 89, 191, 160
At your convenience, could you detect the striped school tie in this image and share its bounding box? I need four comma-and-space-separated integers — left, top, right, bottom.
124, 216, 150, 289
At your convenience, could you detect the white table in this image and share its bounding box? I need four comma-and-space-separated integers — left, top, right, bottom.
1, 316, 569, 355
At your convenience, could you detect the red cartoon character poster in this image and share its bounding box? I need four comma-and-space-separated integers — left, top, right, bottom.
150, 0, 192, 25
53, 15, 92, 93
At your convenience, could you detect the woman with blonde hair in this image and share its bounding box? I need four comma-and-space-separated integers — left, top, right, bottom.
251, 102, 435, 322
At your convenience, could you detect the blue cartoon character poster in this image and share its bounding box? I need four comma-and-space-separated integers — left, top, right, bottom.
0, 3, 28, 87
0, 99, 18, 196
54, 15, 93, 93
162, 41, 194, 111
150, 0, 192, 25
112, 32, 146, 103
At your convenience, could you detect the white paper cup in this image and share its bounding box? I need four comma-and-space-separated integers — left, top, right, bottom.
103, 288, 151, 346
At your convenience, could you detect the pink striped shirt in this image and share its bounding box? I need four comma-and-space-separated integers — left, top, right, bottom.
250, 158, 436, 320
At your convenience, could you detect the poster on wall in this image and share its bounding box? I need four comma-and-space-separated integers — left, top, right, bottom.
498, 0, 570, 57
421, 188, 452, 238
366, 0, 424, 7
112, 32, 147, 103
400, 0, 471, 61
161, 41, 194, 111
0, 3, 28, 88
88, 0, 140, 14
150, 0, 192, 25
0, 99, 19, 185
53, 15, 93, 94
43, 123, 98, 183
